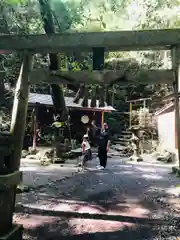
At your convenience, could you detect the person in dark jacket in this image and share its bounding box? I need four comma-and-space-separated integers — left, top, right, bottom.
97, 123, 110, 169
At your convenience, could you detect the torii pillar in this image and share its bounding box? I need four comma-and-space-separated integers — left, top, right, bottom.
171, 47, 180, 168
0, 52, 33, 240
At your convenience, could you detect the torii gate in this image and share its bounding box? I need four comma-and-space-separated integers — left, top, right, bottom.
0, 28, 180, 239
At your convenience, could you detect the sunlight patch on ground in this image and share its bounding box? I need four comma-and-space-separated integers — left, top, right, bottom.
66, 200, 152, 235
19, 197, 150, 221
147, 186, 166, 193
113, 171, 134, 175
142, 174, 163, 180
15, 199, 147, 235
14, 214, 57, 229
111, 203, 150, 216
165, 186, 180, 197
94, 172, 109, 176
129, 160, 175, 169
21, 201, 105, 214
112, 164, 132, 169
19, 195, 151, 216
135, 167, 157, 173
20, 197, 150, 215
69, 218, 136, 235
167, 197, 180, 212
20, 166, 39, 171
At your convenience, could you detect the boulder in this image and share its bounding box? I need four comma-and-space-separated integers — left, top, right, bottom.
28, 147, 39, 155
21, 150, 29, 158
129, 155, 143, 162
36, 148, 54, 160
156, 151, 176, 163
26, 154, 39, 160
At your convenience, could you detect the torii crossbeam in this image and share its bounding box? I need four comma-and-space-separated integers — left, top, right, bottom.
0, 28, 180, 52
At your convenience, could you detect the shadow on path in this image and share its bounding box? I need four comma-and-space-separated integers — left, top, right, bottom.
15, 159, 180, 239
15, 205, 166, 225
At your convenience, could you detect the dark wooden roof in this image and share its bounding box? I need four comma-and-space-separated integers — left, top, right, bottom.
28, 93, 116, 112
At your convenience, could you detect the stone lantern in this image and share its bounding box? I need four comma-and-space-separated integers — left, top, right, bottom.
129, 126, 143, 162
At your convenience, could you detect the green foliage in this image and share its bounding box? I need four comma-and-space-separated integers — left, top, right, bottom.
1, 0, 178, 131
4, 0, 24, 4
50, 0, 84, 31
105, 112, 128, 135
52, 121, 65, 128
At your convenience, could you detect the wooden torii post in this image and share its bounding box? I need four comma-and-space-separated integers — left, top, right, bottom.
171, 47, 180, 169
0, 29, 180, 239
0, 52, 33, 239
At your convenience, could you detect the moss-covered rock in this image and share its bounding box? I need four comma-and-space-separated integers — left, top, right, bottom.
176, 169, 180, 178
172, 166, 178, 174
16, 184, 30, 194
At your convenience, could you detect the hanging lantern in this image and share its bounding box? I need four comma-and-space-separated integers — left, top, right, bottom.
81, 115, 89, 124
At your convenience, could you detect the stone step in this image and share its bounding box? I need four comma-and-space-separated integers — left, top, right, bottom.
117, 138, 130, 142
114, 140, 129, 146
112, 145, 131, 152
121, 131, 132, 135
119, 134, 132, 139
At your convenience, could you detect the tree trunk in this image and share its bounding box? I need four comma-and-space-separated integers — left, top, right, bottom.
93, 48, 104, 70
92, 48, 105, 107
0, 4, 8, 106
111, 85, 115, 107
0, 72, 5, 107
39, 0, 68, 122
0, 3, 9, 34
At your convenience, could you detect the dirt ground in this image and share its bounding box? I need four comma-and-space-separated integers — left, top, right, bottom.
14, 157, 180, 239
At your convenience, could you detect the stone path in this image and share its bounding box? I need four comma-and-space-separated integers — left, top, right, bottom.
20, 158, 79, 188
15, 158, 180, 239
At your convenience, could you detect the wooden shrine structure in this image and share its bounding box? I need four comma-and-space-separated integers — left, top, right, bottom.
0, 28, 180, 239
126, 97, 152, 128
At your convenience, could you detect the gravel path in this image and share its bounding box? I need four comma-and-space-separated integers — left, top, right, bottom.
14, 158, 180, 239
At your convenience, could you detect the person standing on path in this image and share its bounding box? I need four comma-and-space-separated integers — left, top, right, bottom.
97, 123, 110, 170
81, 134, 92, 168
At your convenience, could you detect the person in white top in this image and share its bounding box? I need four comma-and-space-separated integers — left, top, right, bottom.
81, 134, 92, 167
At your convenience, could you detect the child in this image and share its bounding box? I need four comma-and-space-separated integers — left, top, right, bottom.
81, 134, 92, 168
